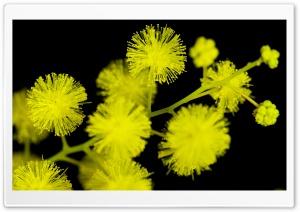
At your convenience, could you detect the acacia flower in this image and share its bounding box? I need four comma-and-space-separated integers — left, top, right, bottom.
13, 88, 49, 144
158, 104, 230, 177
85, 98, 151, 159
78, 153, 108, 190
253, 100, 279, 126
126, 25, 187, 86
13, 160, 72, 190
189, 36, 219, 68
96, 59, 157, 106
27, 73, 88, 137
260, 45, 280, 69
87, 159, 152, 190
201, 60, 252, 113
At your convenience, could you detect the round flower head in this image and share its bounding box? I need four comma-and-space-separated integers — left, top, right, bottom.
85, 98, 151, 159
13, 88, 49, 144
27, 73, 88, 137
189, 36, 219, 68
87, 159, 152, 190
253, 100, 279, 126
126, 25, 187, 86
201, 60, 252, 113
96, 59, 157, 106
13, 160, 72, 190
260, 45, 280, 69
158, 104, 231, 177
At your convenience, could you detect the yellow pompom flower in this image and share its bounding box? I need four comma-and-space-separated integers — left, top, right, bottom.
189, 36, 219, 68
13, 160, 72, 190
27, 73, 88, 137
158, 104, 230, 177
260, 45, 280, 69
85, 98, 151, 159
13, 152, 40, 171
13, 89, 49, 144
127, 25, 187, 86
201, 60, 252, 113
253, 100, 279, 126
78, 153, 108, 190
87, 159, 152, 190
96, 59, 157, 106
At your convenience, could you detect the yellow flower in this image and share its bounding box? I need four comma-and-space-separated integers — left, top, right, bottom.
87, 159, 152, 190
158, 104, 230, 177
13, 160, 72, 190
78, 153, 108, 190
189, 36, 219, 68
13, 88, 49, 144
85, 98, 151, 159
127, 25, 187, 86
260, 45, 280, 69
27, 73, 88, 137
13, 152, 40, 171
253, 100, 279, 126
201, 60, 252, 113
96, 59, 157, 106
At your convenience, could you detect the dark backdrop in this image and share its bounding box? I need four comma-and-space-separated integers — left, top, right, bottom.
13, 20, 286, 190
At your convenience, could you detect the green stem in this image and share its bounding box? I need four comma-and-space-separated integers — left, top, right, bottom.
60, 156, 81, 166
48, 137, 99, 163
151, 129, 166, 138
61, 136, 69, 151
149, 58, 262, 118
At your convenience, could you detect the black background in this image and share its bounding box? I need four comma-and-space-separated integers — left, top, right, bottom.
13, 20, 286, 190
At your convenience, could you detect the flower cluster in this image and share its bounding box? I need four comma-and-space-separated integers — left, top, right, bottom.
201, 60, 252, 113
253, 100, 280, 126
27, 73, 88, 137
158, 104, 231, 177
96, 59, 157, 107
86, 159, 152, 190
13, 160, 72, 190
127, 25, 187, 86
260, 45, 280, 69
189, 36, 219, 68
85, 98, 151, 159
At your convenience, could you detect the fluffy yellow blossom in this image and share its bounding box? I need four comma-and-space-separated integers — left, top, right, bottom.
96, 59, 157, 106
85, 98, 151, 159
201, 60, 252, 113
260, 45, 280, 69
13, 152, 40, 171
87, 159, 152, 190
13, 160, 72, 190
13, 89, 49, 144
127, 25, 187, 86
189, 36, 219, 68
158, 104, 230, 177
78, 153, 108, 190
253, 100, 279, 126
27, 73, 88, 137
